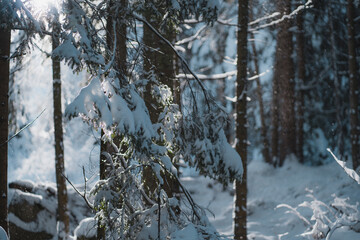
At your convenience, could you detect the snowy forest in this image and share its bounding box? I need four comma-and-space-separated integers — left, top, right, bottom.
0, 0, 360, 239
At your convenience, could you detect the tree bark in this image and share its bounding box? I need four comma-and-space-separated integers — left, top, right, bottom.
274, 0, 296, 166
296, 5, 305, 164
329, 5, 345, 159
98, 1, 128, 239
52, 12, 70, 240
0, 24, 10, 236
234, 0, 248, 239
142, 0, 178, 199
271, 67, 279, 165
347, 0, 359, 170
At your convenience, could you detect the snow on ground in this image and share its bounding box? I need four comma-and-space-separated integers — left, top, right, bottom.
183, 155, 360, 239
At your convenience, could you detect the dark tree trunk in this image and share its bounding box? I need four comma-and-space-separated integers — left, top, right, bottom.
296, 5, 305, 164
329, 5, 345, 159
271, 68, 279, 165
234, 0, 248, 239
98, 1, 128, 239
0, 25, 10, 236
142, 1, 178, 199
347, 0, 359, 170
52, 13, 70, 239
274, 0, 296, 166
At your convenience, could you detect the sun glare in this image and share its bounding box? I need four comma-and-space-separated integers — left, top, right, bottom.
32, 0, 58, 11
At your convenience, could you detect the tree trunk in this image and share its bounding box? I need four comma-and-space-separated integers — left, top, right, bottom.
234, 0, 248, 239
271, 67, 279, 165
98, 1, 128, 239
274, 0, 296, 166
52, 13, 70, 240
142, 1, 178, 199
296, 5, 305, 164
250, 32, 271, 165
329, 5, 345, 159
100, 0, 128, 189
347, 0, 359, 170
0, 25, 10, 236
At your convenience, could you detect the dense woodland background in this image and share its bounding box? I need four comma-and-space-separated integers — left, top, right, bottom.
0, 0, 360, 239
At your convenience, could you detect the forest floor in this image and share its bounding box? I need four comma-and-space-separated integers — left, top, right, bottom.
184, 155, 360, 239
8, 121, 360, 239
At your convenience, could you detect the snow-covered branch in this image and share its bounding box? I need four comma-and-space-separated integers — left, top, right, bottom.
250, 0, 313, 31
327, 148, 360, 184
177, 70, 236, 80
175, 25, 207, 45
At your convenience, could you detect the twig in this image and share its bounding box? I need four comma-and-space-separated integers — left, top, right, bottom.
0, 108, 46, 147
62, 173, 94, 210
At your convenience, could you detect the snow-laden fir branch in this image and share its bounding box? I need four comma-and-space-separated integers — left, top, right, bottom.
250, 0, 313, 31
248, 12, 281, 26
177, 70, 236, 80
248, 69, 270, 81
207, 0, 312, 31
175, 25, 207, 45
176, 69, 269, 81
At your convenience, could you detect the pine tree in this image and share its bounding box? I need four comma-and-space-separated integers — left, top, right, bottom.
329, 3, 345, 159
274, 0, 296, 166
250, 30, 271, 165
142, 0, 178, 198
0, 12, 11, 237
98, 1, 128, 238
234, 0, 249, 239
347, 0, 359, 170
51, 8, 70, 239
296, 2, 305, 164
0, 0, 41, 234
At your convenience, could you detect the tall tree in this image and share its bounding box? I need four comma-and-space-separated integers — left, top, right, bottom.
274, 0, 296, 166
234, 0, 248, 239
271, 61, 279, 164
98, 1, 128, 239
142, 0, 178, 198
329, 4, 345, 159
51, 9, 70, 239
100, 0, 128, 191
347, 0, 359, 170
296, 3, 305, 164
0, 13, 11, 237
250, 31, 271, 165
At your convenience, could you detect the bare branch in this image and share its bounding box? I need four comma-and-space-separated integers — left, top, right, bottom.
62, 173, 94, 210
0, 109, 46, 147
